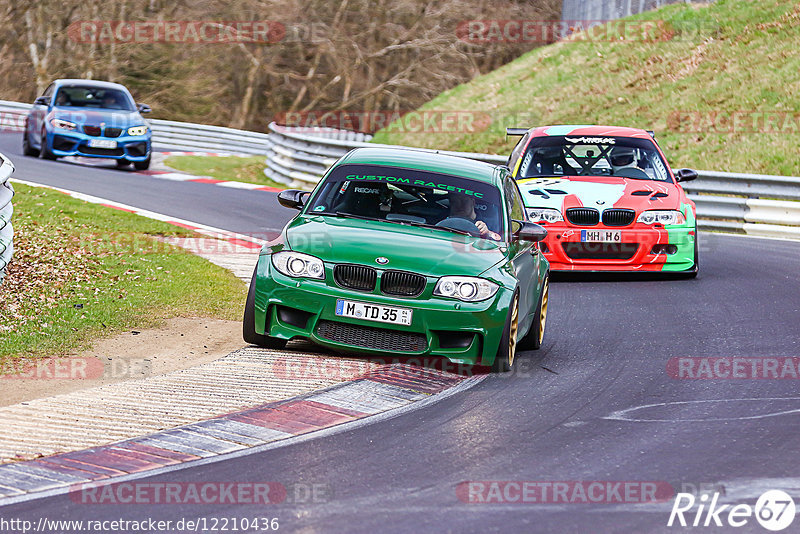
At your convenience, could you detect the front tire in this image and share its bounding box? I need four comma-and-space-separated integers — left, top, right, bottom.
492, 292, 519, 373
133, 154, 151, 170
39, 128, 57, 160
519, 275, 549, 351
116, 158, 131, 168
243, 266, 287, 350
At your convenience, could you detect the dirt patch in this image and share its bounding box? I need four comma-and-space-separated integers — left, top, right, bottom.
1, 317, 242, 407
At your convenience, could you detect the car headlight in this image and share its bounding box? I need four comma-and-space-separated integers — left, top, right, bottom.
637, 210, 686, 225
434, 276, 499, 302
127, 125, 149, 136
51, 119, 77, 131
526, 207, 563, 223
271, 251, 325, 279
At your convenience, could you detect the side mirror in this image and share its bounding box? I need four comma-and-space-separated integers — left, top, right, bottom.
513, 221, 547, 242
675, 168, 698, 182
34, 96, 50, 106
277, 189, 308, 210
137, 103, 151, 114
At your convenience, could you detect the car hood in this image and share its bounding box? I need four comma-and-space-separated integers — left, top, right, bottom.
52, 108, 145, 128
517, 176, 681, 212
284, 215, 507, 277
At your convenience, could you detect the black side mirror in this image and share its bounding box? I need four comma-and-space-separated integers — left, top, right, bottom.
675, 168, 698, 182
34, 96, 50, 106
513, 221, 547, 242
278, 189, 308, 210
137, 103, 151, 114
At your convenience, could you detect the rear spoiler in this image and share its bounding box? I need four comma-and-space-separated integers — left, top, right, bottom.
506, 127, 530, 137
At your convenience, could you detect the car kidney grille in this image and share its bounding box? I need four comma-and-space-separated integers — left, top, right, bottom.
380, 270, 426, 297
602, 209, 636, 227
105, 127, 123, 138
334, 264, 377, 291
565, 208, 600, 226
316, 320, 427, 352
83, 125, 101, 136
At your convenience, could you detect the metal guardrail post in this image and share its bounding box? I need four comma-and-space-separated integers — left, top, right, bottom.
0, 153, 15, 285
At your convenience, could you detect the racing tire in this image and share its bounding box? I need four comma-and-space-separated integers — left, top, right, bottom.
133, 155, 151, 171
519, 275, 549, 351
116, 158, 131, 168
39, 128, 57, 160
492, 291, 519, 373
243, 266, 287, 350
678, 226, 699, 279
22, 126, 39, 157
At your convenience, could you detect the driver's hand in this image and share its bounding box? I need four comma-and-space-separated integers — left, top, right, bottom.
475, 220, 501, 241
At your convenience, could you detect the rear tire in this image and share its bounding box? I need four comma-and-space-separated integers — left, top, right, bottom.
133, 154, 151, 170
39, 128, 57, 160
243, 266, 287, 350
22, 126, 39, 157
519, 275, 549, 351
491, 292, 519, 373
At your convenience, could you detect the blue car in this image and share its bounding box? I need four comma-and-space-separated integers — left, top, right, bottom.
23, 79, 152, 170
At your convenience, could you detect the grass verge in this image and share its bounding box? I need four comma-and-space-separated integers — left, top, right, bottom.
373, 0, 800, 175
0, 184, 246, 362
163, 155, 284, 188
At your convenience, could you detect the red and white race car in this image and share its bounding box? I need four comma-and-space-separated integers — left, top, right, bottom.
506, 125, 698, 275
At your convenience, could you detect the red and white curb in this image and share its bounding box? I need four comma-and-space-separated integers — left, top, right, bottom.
0, 364, 483, 503
134, 169, 282, 192
10, 178, 267, 251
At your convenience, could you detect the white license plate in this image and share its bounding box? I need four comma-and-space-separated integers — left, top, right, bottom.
88, 139, 117, 149
581, 230, 622, 243
335, 299, 412, 326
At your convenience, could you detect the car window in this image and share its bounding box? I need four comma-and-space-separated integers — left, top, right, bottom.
43, 84, 54, 98
518, 135, 671, 182
507, 132, 529, 168
53, 86, 136, 111
503, 177, 525, 222
305, 164, 504, 240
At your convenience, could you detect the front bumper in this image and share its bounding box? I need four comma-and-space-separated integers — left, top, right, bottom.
48, 129, 151, 161
252, 256, 513, 366
539, 223, 696, 272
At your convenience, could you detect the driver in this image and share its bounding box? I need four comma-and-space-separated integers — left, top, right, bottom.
448, 192, 501, 241
102, 93, 121, 108
609, 146, 643, 175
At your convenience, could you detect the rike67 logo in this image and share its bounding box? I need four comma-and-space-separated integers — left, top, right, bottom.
668, 490, 795, 531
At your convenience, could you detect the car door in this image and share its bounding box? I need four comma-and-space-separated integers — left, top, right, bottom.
503, 174, 538, 328
30, 84, 54, 146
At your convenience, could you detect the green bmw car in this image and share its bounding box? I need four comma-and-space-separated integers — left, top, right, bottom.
243, 147, 550, 371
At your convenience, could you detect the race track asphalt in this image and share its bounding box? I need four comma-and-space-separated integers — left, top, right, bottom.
2, 132, 799, 533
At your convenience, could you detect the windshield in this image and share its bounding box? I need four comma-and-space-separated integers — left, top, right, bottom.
517, 135, 672, 182
305, 164, 504, 240
54, 86, 136, 111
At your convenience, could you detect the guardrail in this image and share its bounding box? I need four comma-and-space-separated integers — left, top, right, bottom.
265, 123, 800, 239
0, 100, 271, 155
2, 98, 799, 239
0, 152, 15, 285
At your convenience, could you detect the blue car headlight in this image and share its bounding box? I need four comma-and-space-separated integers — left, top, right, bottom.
127, 125, 149, 136
51, 118, 77, 131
